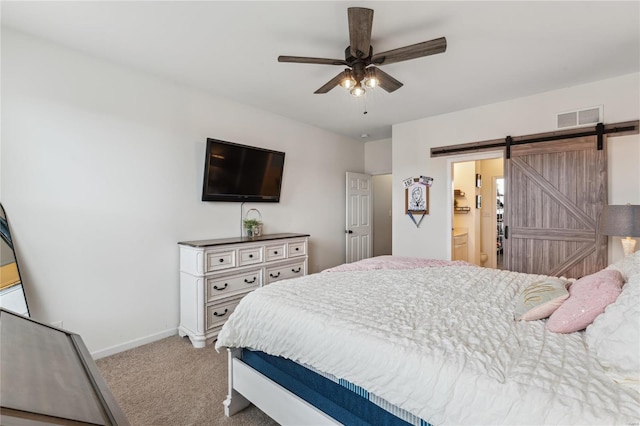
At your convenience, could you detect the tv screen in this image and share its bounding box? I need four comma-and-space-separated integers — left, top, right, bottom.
201, 138, 285, 202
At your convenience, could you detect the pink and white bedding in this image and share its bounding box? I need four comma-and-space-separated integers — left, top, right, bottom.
216, 256, 640, 425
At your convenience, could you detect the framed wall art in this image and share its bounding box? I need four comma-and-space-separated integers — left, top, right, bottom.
405, 179, 430, 215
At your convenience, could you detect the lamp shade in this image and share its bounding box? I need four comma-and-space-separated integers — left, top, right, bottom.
599, 204, 640, 237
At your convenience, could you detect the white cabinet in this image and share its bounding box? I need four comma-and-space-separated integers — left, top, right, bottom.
178, 233, 309, 348
452, 231, 468, 262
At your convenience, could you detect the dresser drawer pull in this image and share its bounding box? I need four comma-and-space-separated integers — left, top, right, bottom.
291, 267, 302, 273
213, 283, 228, 291
249, 254, 254, 258
244, 277, 257, 284
213, 308, 228, 317
219, 258, 224, 263
295, 247, 300, 251
274, 251, 279, 255
269, 272, 281, 278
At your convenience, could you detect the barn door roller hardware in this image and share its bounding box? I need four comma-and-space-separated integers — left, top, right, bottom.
503, 122, 615, 159
430, 121, 638, 158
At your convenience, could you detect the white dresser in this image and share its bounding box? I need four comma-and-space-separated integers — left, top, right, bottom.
178, 233, 309, 348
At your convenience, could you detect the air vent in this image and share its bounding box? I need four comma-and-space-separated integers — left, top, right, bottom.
556, 106, 603, 129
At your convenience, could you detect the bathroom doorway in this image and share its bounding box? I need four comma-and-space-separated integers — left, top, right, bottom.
449, 154, 504, 268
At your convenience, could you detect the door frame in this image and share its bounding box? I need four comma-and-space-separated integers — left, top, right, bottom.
446, 150, 504, 261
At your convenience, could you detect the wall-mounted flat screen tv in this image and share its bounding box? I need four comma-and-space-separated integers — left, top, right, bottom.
201, 138, 285, 202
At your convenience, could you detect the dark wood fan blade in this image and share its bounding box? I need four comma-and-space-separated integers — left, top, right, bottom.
314, 72, 346, 94
372, 67, 403, 93
371, 37, 447, 65
348, 8, 374, 58
278, 56, 347, 66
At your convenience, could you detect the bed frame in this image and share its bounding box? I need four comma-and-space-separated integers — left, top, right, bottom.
224, 348, 340, 425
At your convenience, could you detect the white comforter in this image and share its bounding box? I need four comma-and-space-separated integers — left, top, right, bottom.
216, 265, 640, 425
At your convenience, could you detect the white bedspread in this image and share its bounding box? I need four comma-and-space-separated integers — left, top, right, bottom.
216, 265, 640, 425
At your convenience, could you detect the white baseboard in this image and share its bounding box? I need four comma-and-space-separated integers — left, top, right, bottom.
91, 327, 179, 359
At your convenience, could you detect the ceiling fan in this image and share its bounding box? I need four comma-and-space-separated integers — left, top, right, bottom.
278, 7, 447, 97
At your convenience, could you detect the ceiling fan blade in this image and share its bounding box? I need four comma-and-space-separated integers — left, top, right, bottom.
348, 7, 374, 58
371, 67, 403, 93
278, 56, 347, 66
371, 37, 447, 66
314, 71, 347, 94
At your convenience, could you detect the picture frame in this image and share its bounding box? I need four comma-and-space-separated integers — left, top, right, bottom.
405, 179, 429, 215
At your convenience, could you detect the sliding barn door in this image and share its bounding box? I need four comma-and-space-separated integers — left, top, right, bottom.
504, 136, 607, 278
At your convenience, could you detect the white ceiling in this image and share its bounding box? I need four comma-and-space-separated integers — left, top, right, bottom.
2, 1, 639, 141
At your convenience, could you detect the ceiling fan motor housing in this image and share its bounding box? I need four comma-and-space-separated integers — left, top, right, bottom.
345, 46, 373, 81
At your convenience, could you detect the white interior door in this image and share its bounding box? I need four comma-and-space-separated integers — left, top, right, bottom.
345, 172, 372, 263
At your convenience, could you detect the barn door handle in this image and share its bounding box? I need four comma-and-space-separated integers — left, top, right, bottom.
504, 226, 509, 239
345, 230, 353, 234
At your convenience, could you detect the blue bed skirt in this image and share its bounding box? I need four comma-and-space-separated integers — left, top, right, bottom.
242, 349, 432, 426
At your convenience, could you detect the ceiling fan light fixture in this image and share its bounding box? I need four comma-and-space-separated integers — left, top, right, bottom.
340, 70, 356, 89
363, 68, 378, 89
350, 83, 366, 97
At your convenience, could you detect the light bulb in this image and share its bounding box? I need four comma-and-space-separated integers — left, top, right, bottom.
340, 70, 356, 89
363, 68, 378, 89
341, 78, 356, 89
350, 84, 365, 97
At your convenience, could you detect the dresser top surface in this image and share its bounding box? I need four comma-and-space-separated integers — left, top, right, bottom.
178, 233, 309, 248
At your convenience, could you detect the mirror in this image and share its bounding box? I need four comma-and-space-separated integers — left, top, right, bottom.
0, 203, 30, 316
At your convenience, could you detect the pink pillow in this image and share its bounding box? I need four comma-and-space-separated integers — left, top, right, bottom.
547, 269, 624, 333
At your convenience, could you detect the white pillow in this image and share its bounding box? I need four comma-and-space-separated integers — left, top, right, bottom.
514, 277, 570, 321
585, 271, 640, 379
605, 250, 640, 280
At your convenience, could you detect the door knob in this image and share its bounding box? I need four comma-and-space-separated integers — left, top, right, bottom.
345, 230, 353, 234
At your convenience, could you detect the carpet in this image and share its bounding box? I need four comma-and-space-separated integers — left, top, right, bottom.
96, 335, 278, 426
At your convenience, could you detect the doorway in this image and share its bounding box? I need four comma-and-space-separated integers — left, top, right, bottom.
372, 174, 392, 256
448, 152, 504, 268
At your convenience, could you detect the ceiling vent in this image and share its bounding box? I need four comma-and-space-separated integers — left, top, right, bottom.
556, 106, 603, 129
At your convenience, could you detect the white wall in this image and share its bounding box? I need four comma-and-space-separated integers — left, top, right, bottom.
364, 138, 392, 175
1, 29, 364, 355
393, 73, 640, 264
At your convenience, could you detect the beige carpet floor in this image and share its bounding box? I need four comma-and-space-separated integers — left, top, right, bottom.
96, 335, 279, 426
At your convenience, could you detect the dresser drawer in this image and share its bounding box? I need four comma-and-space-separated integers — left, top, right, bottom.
206, 269, 261, 302
238, 246, 263, 266
287, 241, 306, 258
265, 244, 286, 262
206, 297, 242, 331
265, 261, 306, 284
205, 250, 236, 272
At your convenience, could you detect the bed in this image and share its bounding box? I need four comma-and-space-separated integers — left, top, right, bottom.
215, 254, 640, 425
